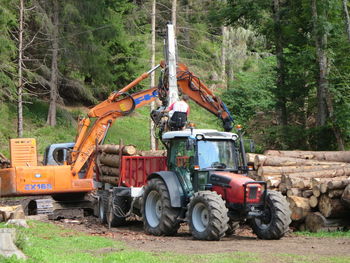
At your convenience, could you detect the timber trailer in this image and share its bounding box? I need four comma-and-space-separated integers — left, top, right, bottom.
97, 128, 291, 240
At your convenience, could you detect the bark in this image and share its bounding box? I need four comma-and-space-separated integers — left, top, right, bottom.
312, 185, 321, 197
305, 212, 347, 232
328, 189, 344, 199
264, 150, 350, 163
302, 190, 314, 198
286, 188, 302, 197
319, 195, 348, 218
257, 164, 347, 177
99, 176, 119, 185
342, 0, 350, 42
327, 179, 350, 190
100, 165, 120, 177
341, 184, 350, 207
273, 0, 287, 126
288, 196, 310, 221
172, 0, 177, 33
47, 0, 59, 126
99, 153, 120, 168
281, 168, 350, 181
98, 144, 137, 156
17, 0, 24, 137
255, 155, 344, 168
221, 26, 227, 90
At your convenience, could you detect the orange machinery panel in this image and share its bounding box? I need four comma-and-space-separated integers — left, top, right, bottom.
10, 138, 37, 167
0, 165, 94, 197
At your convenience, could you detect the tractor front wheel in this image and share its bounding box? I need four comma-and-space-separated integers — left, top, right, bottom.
250, 190, 291, 240
188, 191, 229, 241
142, 178, 180, 236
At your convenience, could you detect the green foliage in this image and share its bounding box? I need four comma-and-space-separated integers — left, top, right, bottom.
222, 56, 275, 125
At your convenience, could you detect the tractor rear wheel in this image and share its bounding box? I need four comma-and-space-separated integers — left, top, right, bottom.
250, 190, 291, 240
98, 190, 108, 224
107, 195, 130, 227
142, 178, 180, 236
188, 191, 229, 241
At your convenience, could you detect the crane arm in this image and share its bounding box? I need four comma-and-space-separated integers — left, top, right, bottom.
159, 62, 234, 131
70, 65, 160, 176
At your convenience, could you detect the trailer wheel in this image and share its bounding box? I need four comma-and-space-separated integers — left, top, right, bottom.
98, 191, 108, 224
107, 195, 130, 227
142, 178, 180, 236
187, 191, 229, 241
250, 190, 291, 240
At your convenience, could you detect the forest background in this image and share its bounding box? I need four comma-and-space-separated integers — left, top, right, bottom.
1, 0, 350, 154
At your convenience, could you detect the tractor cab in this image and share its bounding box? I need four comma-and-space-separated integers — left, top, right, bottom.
162, 129, 247, 194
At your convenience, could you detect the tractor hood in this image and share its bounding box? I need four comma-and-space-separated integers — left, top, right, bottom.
208, 171, 262, 204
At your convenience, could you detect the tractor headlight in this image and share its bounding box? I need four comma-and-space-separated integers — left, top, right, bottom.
196, 134, 204, 140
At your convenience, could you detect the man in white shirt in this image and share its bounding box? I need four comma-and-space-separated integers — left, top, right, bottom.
167, 95, 190, 130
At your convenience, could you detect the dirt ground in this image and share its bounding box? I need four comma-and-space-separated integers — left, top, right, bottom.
48, 216, 350, 258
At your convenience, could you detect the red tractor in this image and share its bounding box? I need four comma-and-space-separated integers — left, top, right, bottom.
141, 128, 291, 240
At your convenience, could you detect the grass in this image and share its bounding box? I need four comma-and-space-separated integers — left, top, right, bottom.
1, 221, 350, 263
0, 221, 258, 263
0, 99, 221, 157
295, 230, 350, 238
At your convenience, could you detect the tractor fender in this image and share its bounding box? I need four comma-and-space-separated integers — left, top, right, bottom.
147, 171, 185, 208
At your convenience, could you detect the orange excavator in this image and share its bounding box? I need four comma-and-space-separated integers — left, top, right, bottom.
0, 61, 234, 199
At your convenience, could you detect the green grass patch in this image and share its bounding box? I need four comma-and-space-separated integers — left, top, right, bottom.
295, 230, 350, 238
0, 221, 258, 263
277, 253, 350, 263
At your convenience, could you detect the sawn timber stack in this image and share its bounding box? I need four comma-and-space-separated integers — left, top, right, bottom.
247, 150, 350, 232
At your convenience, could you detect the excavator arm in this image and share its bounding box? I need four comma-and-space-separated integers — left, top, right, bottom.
158, 61, 234, 131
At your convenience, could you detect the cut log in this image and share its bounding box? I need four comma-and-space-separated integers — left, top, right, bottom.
287, 196, 310, 221
99, 153, 120, 168
255, 156, 345, 168
246, 153, 263, 164
99, 176, 119, 185
328, 189, 344, 199
309, 195, 319, 208
305, 212, 348, 232
302, 190, 313, 198
341, 184, 350, 208
264, 150, 350, 163
311, 176, 349, 187
267, 179, 280, 188
260, 174, 282, 181
320, 183, 328, 194
139, 150, 167, 157
287, 188, 302, 197
98, 144, 137, 156
312, 185, 321, 197
319, 195, 348, 218
283, 175, 311, 190
100, 165, 119, 177
254, 155, 266, 170
327, 179, 350, 190
285, 169, 350, 180
279, 183, 288, 194
257, 165, 347, 177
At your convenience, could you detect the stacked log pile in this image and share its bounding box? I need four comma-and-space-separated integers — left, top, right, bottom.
96, 144, 166, 185
249, 150, 350, 232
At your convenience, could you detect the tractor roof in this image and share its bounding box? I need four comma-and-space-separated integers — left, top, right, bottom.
162, 129, 238, 141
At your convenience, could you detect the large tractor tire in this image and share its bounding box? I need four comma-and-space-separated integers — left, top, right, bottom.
98, 191, 109, 224
225, 220, 240, 236
142, 178, 180, 236
250, 190, 291, 240
187, 191, 229, 241
107, 195, 130, 227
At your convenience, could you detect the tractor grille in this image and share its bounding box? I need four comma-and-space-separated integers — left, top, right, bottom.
248, 186, 258, 199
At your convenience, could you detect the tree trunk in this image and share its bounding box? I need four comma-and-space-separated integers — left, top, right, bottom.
47, 0, 59, 127
221, 26, 227, 90
341, 184, 350, 207
311, 0, 328, 127
99, 153, 121, 168
150, 0, 157, 150
17, 0, 24, 137
273, 0, 287, 126
264, 150, 350, 162
342, 0, 350, 42
172, 0, 177, 33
